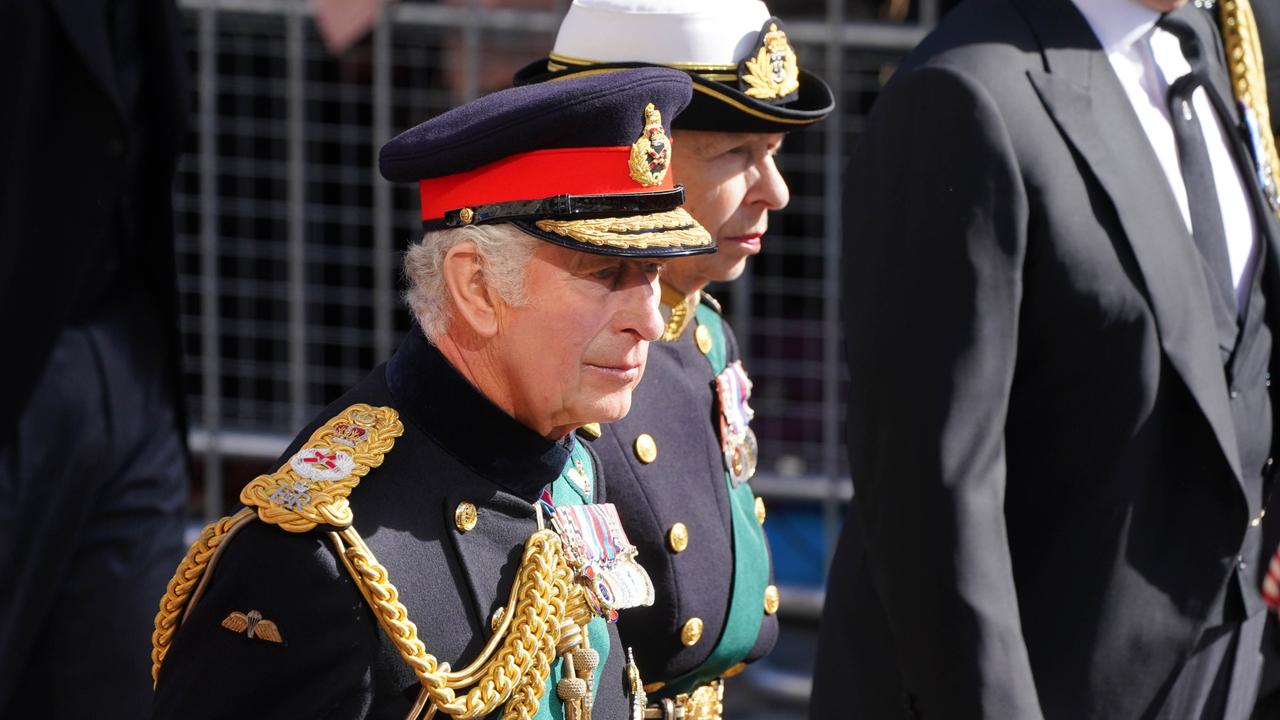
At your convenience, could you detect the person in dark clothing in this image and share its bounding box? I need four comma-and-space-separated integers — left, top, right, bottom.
814, 0, 1280, 717
515, 2, 834, 716
0, 1, 190, 717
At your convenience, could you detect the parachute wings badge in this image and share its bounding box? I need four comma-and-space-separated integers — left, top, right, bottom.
221, 610, 283, 643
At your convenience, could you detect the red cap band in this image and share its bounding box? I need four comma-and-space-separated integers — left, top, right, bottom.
418, 146, 675, 222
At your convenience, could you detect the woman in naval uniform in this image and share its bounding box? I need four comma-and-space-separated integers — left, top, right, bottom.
149, 68, 716, 720
516, 3, 834, 718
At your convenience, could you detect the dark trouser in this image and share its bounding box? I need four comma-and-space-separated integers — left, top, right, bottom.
0, 296, 188, 719
1158, 610, 1267, 720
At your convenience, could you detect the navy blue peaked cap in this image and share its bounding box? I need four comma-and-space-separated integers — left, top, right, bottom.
379, 67, 714, 257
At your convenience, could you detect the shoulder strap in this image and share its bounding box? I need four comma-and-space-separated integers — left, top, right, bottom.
240, 404, 404, 533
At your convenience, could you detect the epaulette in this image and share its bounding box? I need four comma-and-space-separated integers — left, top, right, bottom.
577, 422, 602, 440
240, 404, 404, 533
700, 290, 723, 314
152, 402, 609, 720
151, 404, 403, 683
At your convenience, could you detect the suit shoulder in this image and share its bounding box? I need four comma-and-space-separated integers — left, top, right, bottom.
897, 0, 1038, 86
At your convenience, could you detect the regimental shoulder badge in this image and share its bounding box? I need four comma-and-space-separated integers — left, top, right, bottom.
629, 103, 671, 187
240, 404, 404, 533
739, 18, 801, 103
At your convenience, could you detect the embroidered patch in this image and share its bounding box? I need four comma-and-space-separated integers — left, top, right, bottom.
628, 103, 670, 187
221, 610, 283, 643
288, 447, 356, 482
739, 18, 801, 103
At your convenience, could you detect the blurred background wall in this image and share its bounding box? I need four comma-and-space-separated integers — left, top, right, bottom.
171, 1, 950, 715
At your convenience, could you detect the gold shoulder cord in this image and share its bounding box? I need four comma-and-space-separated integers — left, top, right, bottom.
1221, 0, 1280, 216
150, 403, 599, 720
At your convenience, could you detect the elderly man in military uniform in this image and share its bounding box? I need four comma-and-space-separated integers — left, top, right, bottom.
516, 2, 833, 717
149, 68, 715, 720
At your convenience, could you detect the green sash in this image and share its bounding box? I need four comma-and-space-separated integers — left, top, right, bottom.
660, 304, 770, 697
532, 439, 611, 720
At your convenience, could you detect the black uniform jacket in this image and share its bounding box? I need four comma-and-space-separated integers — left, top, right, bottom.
591, 294, 777, 691
153, 331, 632, 720
815, 1, 1280, 719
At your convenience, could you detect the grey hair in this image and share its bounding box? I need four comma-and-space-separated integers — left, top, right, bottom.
403, 223, 539, 342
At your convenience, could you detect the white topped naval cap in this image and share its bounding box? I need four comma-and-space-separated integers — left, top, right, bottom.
551, 0, 772, 69
515, 0, 834, 132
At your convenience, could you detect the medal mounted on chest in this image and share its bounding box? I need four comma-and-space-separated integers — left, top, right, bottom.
551, 503, 655, 621
716, 360, 758, 486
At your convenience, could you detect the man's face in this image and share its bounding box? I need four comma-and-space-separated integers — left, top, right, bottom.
493, 242, 666, 436
661, 130, 789, 292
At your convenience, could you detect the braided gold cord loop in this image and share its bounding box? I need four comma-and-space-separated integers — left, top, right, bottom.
334, 525, 589, 719
1221, 0, 1280, 213
150, 508, 256, 685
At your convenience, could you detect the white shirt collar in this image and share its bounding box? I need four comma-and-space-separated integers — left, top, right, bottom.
1071, 0, 1161, 54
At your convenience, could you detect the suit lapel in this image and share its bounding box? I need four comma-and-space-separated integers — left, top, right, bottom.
47, 0, 124, 119
1019, 0, 1242, 480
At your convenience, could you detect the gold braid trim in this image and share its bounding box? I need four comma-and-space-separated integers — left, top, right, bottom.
151, 507, 257, 684
535, 209, 713, 250
332, 525, 593, 719
241, 404, 404, 533
1221, 0, 1280, 215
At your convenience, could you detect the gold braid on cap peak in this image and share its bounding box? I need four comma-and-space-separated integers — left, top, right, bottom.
151, 403, 601, 719
1221, 0, 1280, 215
535, 209, 711, 249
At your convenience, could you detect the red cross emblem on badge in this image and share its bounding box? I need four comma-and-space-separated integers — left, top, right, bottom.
299, 449, 339, 470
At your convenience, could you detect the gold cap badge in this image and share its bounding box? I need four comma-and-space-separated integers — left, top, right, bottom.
740, 20, 801, 102
629, 103, 670, 187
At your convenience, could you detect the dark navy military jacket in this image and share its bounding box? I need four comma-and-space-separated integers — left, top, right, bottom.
587, 290, 778, 696
153, 331, 633, 720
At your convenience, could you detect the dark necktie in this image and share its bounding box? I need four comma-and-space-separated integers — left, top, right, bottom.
1159, 13, 1238, 317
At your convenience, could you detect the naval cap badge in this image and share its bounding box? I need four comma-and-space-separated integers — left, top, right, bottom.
629, 103, 670, 187
740, 18, 801, 103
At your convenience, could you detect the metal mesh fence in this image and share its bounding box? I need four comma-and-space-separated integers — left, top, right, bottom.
172, 0, 941, 712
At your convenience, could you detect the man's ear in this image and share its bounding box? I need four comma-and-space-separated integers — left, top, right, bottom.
442, 241, 501, 338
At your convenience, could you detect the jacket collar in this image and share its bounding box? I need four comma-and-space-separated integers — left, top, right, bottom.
386, 328, 572, 502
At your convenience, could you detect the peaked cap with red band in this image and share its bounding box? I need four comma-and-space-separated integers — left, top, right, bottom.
379, 67, 714, 257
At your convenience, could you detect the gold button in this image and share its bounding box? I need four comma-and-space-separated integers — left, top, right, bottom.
668, 522, 689, 553
695, 325, 714, 354
754, 497, 766, 525
763, 585, 780, 615
458, 207, 474, 224
489, 606, 506, 633
634, 433, 658, 464
680, 617, 703, 646
579, 422, 602, 439
722, 662, 747, 678
455, 501, 478, 533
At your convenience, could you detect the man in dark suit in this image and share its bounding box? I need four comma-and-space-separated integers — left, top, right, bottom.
813, 0, 1280, 717
0, 1, 190, 717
